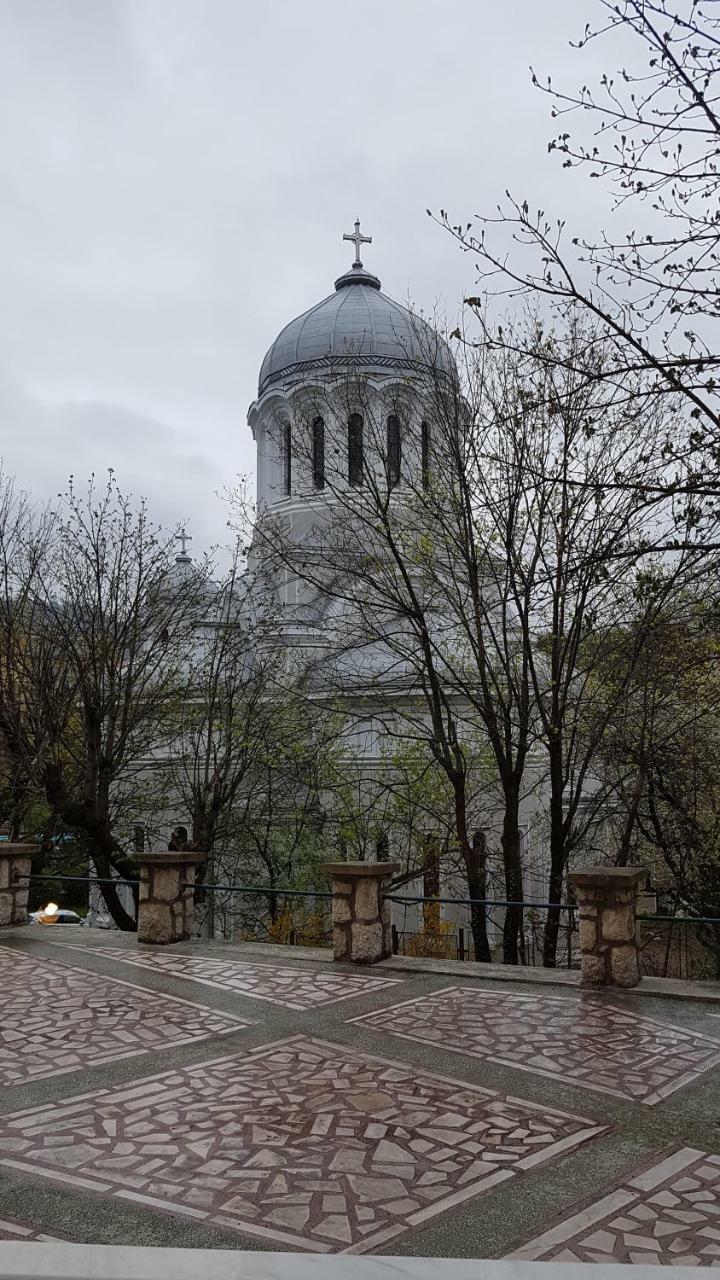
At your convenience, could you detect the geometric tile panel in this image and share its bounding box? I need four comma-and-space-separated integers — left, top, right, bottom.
0, 1034, 605, 1255
348, 987, 720, 1106
508, 1147, 720, 1265
55, 944, 402, 1010
0, 947, 250, 1087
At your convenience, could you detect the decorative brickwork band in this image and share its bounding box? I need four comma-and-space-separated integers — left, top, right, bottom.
321, 861, 400, 964
137, 851, 203, 945
568, 865, 646, 988
0, 844, 35, 927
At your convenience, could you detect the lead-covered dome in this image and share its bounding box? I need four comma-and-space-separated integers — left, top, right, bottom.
258, 260, 455, 396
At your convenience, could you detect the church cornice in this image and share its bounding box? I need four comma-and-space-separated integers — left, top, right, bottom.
258, 353, 452, 398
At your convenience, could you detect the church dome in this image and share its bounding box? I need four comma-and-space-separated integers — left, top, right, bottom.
258, 230, 455, 395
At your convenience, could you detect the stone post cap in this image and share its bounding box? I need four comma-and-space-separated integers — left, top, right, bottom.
139, 850, 205, 867
320, 861, 401, 878
568, 866, 647, 890
0, 843, 38, 857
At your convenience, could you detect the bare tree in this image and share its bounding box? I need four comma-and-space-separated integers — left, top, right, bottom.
166, 544, 286, 859
24, 474, 206, 929
479, 318, 701, 964
434, 0, 720, 550
250, 307, 695, 964
251, 344, 532, 962
0, 469, 54, 841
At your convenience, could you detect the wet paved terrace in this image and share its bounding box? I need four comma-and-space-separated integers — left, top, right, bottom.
0, 928, 719, 1263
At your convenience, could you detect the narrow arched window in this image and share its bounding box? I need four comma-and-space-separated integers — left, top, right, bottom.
348, 413, 363, 486
312, 416, 325, 490
387, 414, 401, 487
282, 422, 291, 495
421, 420, 431, 489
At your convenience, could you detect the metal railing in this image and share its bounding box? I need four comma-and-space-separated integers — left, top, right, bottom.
23, 872, 334, 948
385, 894, 579, 967
638, 914, 720, 981
20, 873, 720, 978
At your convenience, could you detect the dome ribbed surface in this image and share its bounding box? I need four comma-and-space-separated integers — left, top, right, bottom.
258, 276, 454, 395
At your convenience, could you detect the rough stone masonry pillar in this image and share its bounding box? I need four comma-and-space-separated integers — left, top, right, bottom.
568, 865, 646, 988
137, 851, 202, 945
0, 844, 36, 927
321, 861, 400, 964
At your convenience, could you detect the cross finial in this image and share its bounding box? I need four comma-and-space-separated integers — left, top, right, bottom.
343, 217, 372, 267
175, 526, 192, 558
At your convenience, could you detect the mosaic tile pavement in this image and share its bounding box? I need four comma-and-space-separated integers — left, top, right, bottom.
0, 1033, 604, 1255
0, 1215, 62, 1242
0, 947, 250, 1086
509, 1146, 720, 1265
55, 944, 403, 1010
348, 986, 720, 1106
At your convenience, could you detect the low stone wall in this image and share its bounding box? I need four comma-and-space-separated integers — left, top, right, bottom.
0, 844, 35, 927
568, 865, 646, 988
137, 852, 202, 945
0, 1241, 554, 1280
321, 861, 400, 964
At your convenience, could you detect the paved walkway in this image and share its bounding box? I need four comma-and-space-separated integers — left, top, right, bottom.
0, 929, 719, 1262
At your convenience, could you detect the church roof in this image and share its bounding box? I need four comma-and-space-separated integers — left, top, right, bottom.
258, 257, 455, 396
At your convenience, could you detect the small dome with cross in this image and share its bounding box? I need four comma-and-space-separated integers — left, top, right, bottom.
257, 220, 455, 396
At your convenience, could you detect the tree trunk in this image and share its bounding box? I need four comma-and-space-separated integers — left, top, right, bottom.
42, 764, 138, 931
92, 848, 138, 932
451, 771, 491, 962
615, 771, 645, 867
501, 797, 523, 964
542, 743, 565, 967
467, 829, 491, 962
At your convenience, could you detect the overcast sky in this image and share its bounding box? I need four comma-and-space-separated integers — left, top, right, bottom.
0, 0, 633, 556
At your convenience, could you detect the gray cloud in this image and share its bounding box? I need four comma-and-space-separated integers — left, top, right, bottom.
0, 0, 636, 555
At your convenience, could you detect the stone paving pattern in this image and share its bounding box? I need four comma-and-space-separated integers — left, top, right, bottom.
60, 944, 403, 1009
0, 1215, 62, 1241
350, 986, 720, 1105
0, 1033, 603, 1255
509, 1146, 720, 1265
0, 946, 250, 1086
2, 932, 720, 1262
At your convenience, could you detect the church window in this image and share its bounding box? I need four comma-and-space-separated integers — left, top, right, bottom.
312, 416, 325, 490
421, 420, 431, 489
133, 825, 145, 854
348, 413, 364, 486
387, 414, 401, 487
282, 422, 291, 495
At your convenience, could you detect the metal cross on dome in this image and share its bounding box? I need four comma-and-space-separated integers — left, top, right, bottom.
343, 217, 372, 266
175, 527, 192, 556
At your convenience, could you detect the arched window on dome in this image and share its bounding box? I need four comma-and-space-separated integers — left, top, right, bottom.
386, 414, 401, 488
348, 413, 364, 486
282, 422, 291, 495
421, 420, 431, 490
312, 417, 325, 490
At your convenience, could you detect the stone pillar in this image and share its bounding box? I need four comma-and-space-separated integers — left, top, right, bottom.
137, 851, 202, 945
0, 844, 35, 927
568, 866, 646, 988
321, 861, 400, 964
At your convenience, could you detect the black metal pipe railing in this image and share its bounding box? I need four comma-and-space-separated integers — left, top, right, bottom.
23, 873, 333, 898
384, 894, 576, 910
20, 871, 720, 976
24, 876, 720, 923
